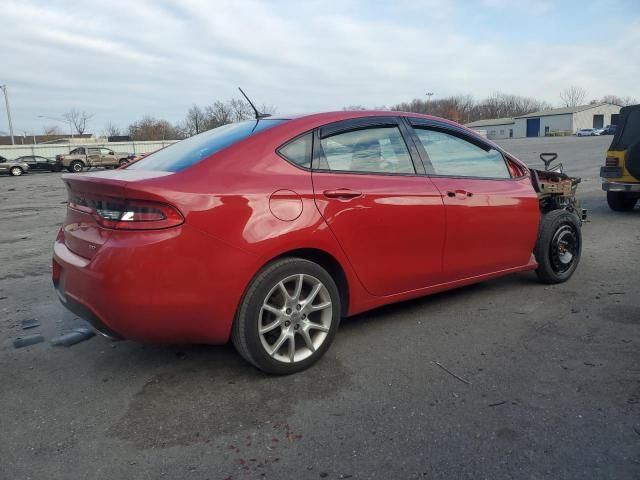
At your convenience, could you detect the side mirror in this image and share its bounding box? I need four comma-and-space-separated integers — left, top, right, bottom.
109, 151, 114, 155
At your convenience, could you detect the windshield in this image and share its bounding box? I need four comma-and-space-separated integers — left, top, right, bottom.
128, 119, 287, 172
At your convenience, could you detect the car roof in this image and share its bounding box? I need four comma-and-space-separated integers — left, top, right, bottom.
266, 110, 471, 140
271, 110, 462, 126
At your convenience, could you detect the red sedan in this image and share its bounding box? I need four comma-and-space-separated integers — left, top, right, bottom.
53, 111, 583, 374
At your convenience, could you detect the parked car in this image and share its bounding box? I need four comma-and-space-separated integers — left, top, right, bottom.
602, 125, 617, 135
53, 111, 585, 374
0, 155, 30, 176
55, 146, 130, 173
600, 104, 640, 211
576, 128, 600, 136
15, 155, 60, 172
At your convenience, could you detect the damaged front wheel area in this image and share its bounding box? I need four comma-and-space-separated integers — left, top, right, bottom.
534, 210, 582, 284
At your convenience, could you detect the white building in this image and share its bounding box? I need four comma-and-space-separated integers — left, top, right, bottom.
465, 117, 514, 140
513, 103, 621, 138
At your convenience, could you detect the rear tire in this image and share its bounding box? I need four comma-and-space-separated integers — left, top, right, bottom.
9, 166, 23, 176
534, 210, 582, 284
232, 258, 341, 375
118, 159, 128, 167
70, 161, 84, 173
607, 191, 638, 211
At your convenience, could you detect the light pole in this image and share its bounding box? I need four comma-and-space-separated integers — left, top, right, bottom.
38, 114, 74, 140
0, 84, 15, 145
425, 92, 434, 103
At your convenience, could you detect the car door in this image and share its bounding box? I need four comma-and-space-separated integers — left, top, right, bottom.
101, 148, 116, 166
87, 148, 101, 167
311, 117, 446, 296
407, 119, 539, 282
35, 156, 49, 170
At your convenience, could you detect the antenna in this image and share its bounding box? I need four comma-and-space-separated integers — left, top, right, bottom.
238, 87, 271, 120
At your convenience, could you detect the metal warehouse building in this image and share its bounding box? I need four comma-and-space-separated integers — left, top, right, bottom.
465, 117, 514, 140
513, 103, 620, 137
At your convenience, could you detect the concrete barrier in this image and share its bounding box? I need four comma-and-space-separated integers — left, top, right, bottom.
0, 140, 179, 160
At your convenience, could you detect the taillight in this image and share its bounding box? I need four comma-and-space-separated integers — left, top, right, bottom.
68, 195, 183, 230
605, 156, 619, 166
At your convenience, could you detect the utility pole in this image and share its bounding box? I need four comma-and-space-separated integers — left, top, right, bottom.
1, 85, 15, 145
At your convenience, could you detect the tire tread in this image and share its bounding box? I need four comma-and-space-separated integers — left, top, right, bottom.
534, 210, 581, 284
231, 257, 340, 374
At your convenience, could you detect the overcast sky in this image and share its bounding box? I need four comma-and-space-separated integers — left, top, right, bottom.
1, 0, 639, 135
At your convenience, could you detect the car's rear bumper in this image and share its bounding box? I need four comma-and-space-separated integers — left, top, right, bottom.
602, 182, 640, 192
52, 224, 259, 344
54, 283, 123, 340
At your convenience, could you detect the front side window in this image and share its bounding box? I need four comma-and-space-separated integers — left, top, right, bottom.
100, 148, 114, 155
128, 119, 286, 172
70, 148, 85, 155
414, 128, 510, 178
88, 148, 100, 155
318, 126, 414, 174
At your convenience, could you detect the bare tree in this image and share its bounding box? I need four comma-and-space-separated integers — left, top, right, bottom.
229, 98, 253, 122
600, 94, 637, 106
43, 125, 62, 135
180, 99, 279, 138
128, 116, 182, 141
391, 92, 551, 124
204, 101, 234, 128
182, 105, 208, 137
63, 109, 95, 135
559, 86, 587, 107
103, 121, 121, 138
259, 103, 278, 116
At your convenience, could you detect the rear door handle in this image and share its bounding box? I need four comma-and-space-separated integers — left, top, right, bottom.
323, 189, 362, 199
446, 190, 473, 199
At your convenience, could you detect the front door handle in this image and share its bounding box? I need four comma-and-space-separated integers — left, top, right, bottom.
446, 190, 473, 199
323, 189, 362, 200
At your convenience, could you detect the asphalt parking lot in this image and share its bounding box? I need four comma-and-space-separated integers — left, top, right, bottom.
1, 135, 638, 479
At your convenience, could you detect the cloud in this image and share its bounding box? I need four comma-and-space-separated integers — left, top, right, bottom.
0, 0, 638, 135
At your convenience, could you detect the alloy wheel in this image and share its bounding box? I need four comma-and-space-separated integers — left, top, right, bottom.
258, 274, 332, 364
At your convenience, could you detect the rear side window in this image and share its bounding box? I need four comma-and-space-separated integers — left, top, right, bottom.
128, 119, 287, 172
414, 128, 510, 178
278, 132, 313, 168
317, 126, 415, 174
618, 109, 640, 150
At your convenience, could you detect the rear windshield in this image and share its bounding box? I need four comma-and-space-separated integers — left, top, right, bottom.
128, 119, 286, 172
